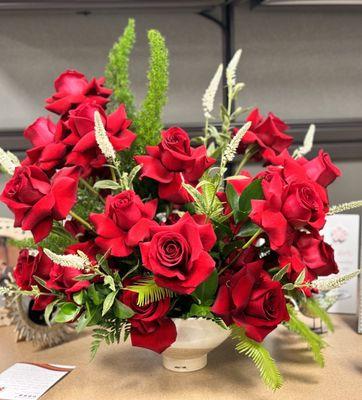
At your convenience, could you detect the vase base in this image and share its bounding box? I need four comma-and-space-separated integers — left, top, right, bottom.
162, 354, 207, 372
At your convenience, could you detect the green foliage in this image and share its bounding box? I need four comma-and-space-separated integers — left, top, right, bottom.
73, 186, 104, 221
285, 305, 326, 367
125, 277, 174, 306
303, 298, 334, 332
53, 302, 80, 323
192, 270, 218, 305
90, 318, 130, 360
231, 325, 283, 391
105, 18, 136, 117
133, 29, 169, 153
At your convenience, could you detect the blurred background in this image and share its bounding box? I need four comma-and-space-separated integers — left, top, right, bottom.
0, 0, 361, 218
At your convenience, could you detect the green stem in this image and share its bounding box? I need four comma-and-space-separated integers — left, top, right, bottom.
69, 210, 94, 232
234, 144, 258, 175
80, 178, 105, 204
110, 167, 117, 182
242, 228, 263, 250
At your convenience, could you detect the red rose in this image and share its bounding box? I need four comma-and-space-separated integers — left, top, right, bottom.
22, 117, 67, 174
45, 70, 112, 115
90, 190, 158, 257
303, 150, 341, 187
46, 264, 90, 296
65, 103, 136, 176
212, 261, 289, 342
13, 248, 55, 311
295, 231, 339, 277
0, 165, 80, 242
120, 277, 176, 353
135, 127, 215, 204
236, 108, 292, 160
65, 240, 100, 265
139, 213, 216, 294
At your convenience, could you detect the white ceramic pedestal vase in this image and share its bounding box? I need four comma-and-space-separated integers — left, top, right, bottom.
162, 318, 230, 373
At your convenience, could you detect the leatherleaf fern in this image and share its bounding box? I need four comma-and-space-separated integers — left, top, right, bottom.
231, 325, 283, 391
125, 277, 174, 306
285, 304, 326, 367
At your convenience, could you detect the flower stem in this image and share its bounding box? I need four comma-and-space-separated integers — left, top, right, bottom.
69, 210, 94, 232
242, 228, 263, 250
80, 178, 105, 204
234, 144, 258, 175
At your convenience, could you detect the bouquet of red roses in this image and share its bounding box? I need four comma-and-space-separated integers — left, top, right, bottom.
0, 19, 360, 390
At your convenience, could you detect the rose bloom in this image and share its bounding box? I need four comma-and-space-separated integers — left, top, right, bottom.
0, 165, 80, 242
45, 69, 112, 116
13, 248, 54, 310
135, 127, 215, 204
140, 213, 216, 294
90, 190, 158, 257
22, 117, 67, 174
236, 108, 293, 161
250, 159, 329, 251
64, 102, 136, 177
120, 276, 176, 353
212, 261, 289, 342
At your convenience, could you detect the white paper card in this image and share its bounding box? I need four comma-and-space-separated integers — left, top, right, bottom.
0, 363, 75, 400
322, 214, 360, 314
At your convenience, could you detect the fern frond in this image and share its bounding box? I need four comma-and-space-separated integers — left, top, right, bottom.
328, 200, 362, 215
285, 304, 326, 366
133, 29, 169, 153
202, 64, 223, 119
231, 325, 283, 391
302, 298, 334, 332
125, 277, 174, 306
293, 124, 315, 159
105, 18, 136, 116
312, 270, 360, 291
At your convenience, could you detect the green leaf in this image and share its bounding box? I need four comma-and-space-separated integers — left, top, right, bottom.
44, 300, 59, 326
282, 283, 295, 291
285, 304, 326, 366
75, 312, 89, 333
237, 179, 263, 222
74, 273, 98, 281
126, 277, 174, 306
295, 269, 306, 286
303, 298, 334, 332
186, 304, 213, 318
236, 221, 260, 238
192, 270, 218, 304
73, 290, 85, 306
113, 299, 135, 319
102, 291, 118, 316
93, 180, 121, 190
33, 275, 48, 290
272, 265, 290, 282
225, 183, 239, 212
87, 284, 103, 306
231, 325, 283, 391
53, 302, 80, 323
104, 275, 116, 292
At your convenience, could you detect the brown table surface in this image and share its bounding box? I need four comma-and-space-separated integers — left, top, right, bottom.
0, 314, 361, 400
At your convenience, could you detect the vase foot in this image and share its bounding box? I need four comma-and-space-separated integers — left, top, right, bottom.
162, 354, 207, 372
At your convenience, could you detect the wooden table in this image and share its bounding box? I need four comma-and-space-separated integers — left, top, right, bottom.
0, 315, 361, 400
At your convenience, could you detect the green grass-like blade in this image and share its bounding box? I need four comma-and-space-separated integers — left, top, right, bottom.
125, 277, 174, 306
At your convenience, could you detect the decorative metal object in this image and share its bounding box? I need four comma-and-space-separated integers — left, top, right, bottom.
3, 282, 73, 348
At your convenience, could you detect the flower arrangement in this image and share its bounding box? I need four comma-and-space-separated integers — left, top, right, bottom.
0, 19, 360, 390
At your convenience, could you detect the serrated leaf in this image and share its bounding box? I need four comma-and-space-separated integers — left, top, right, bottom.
102, 291, 118, 316
93, 180, 121, 190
